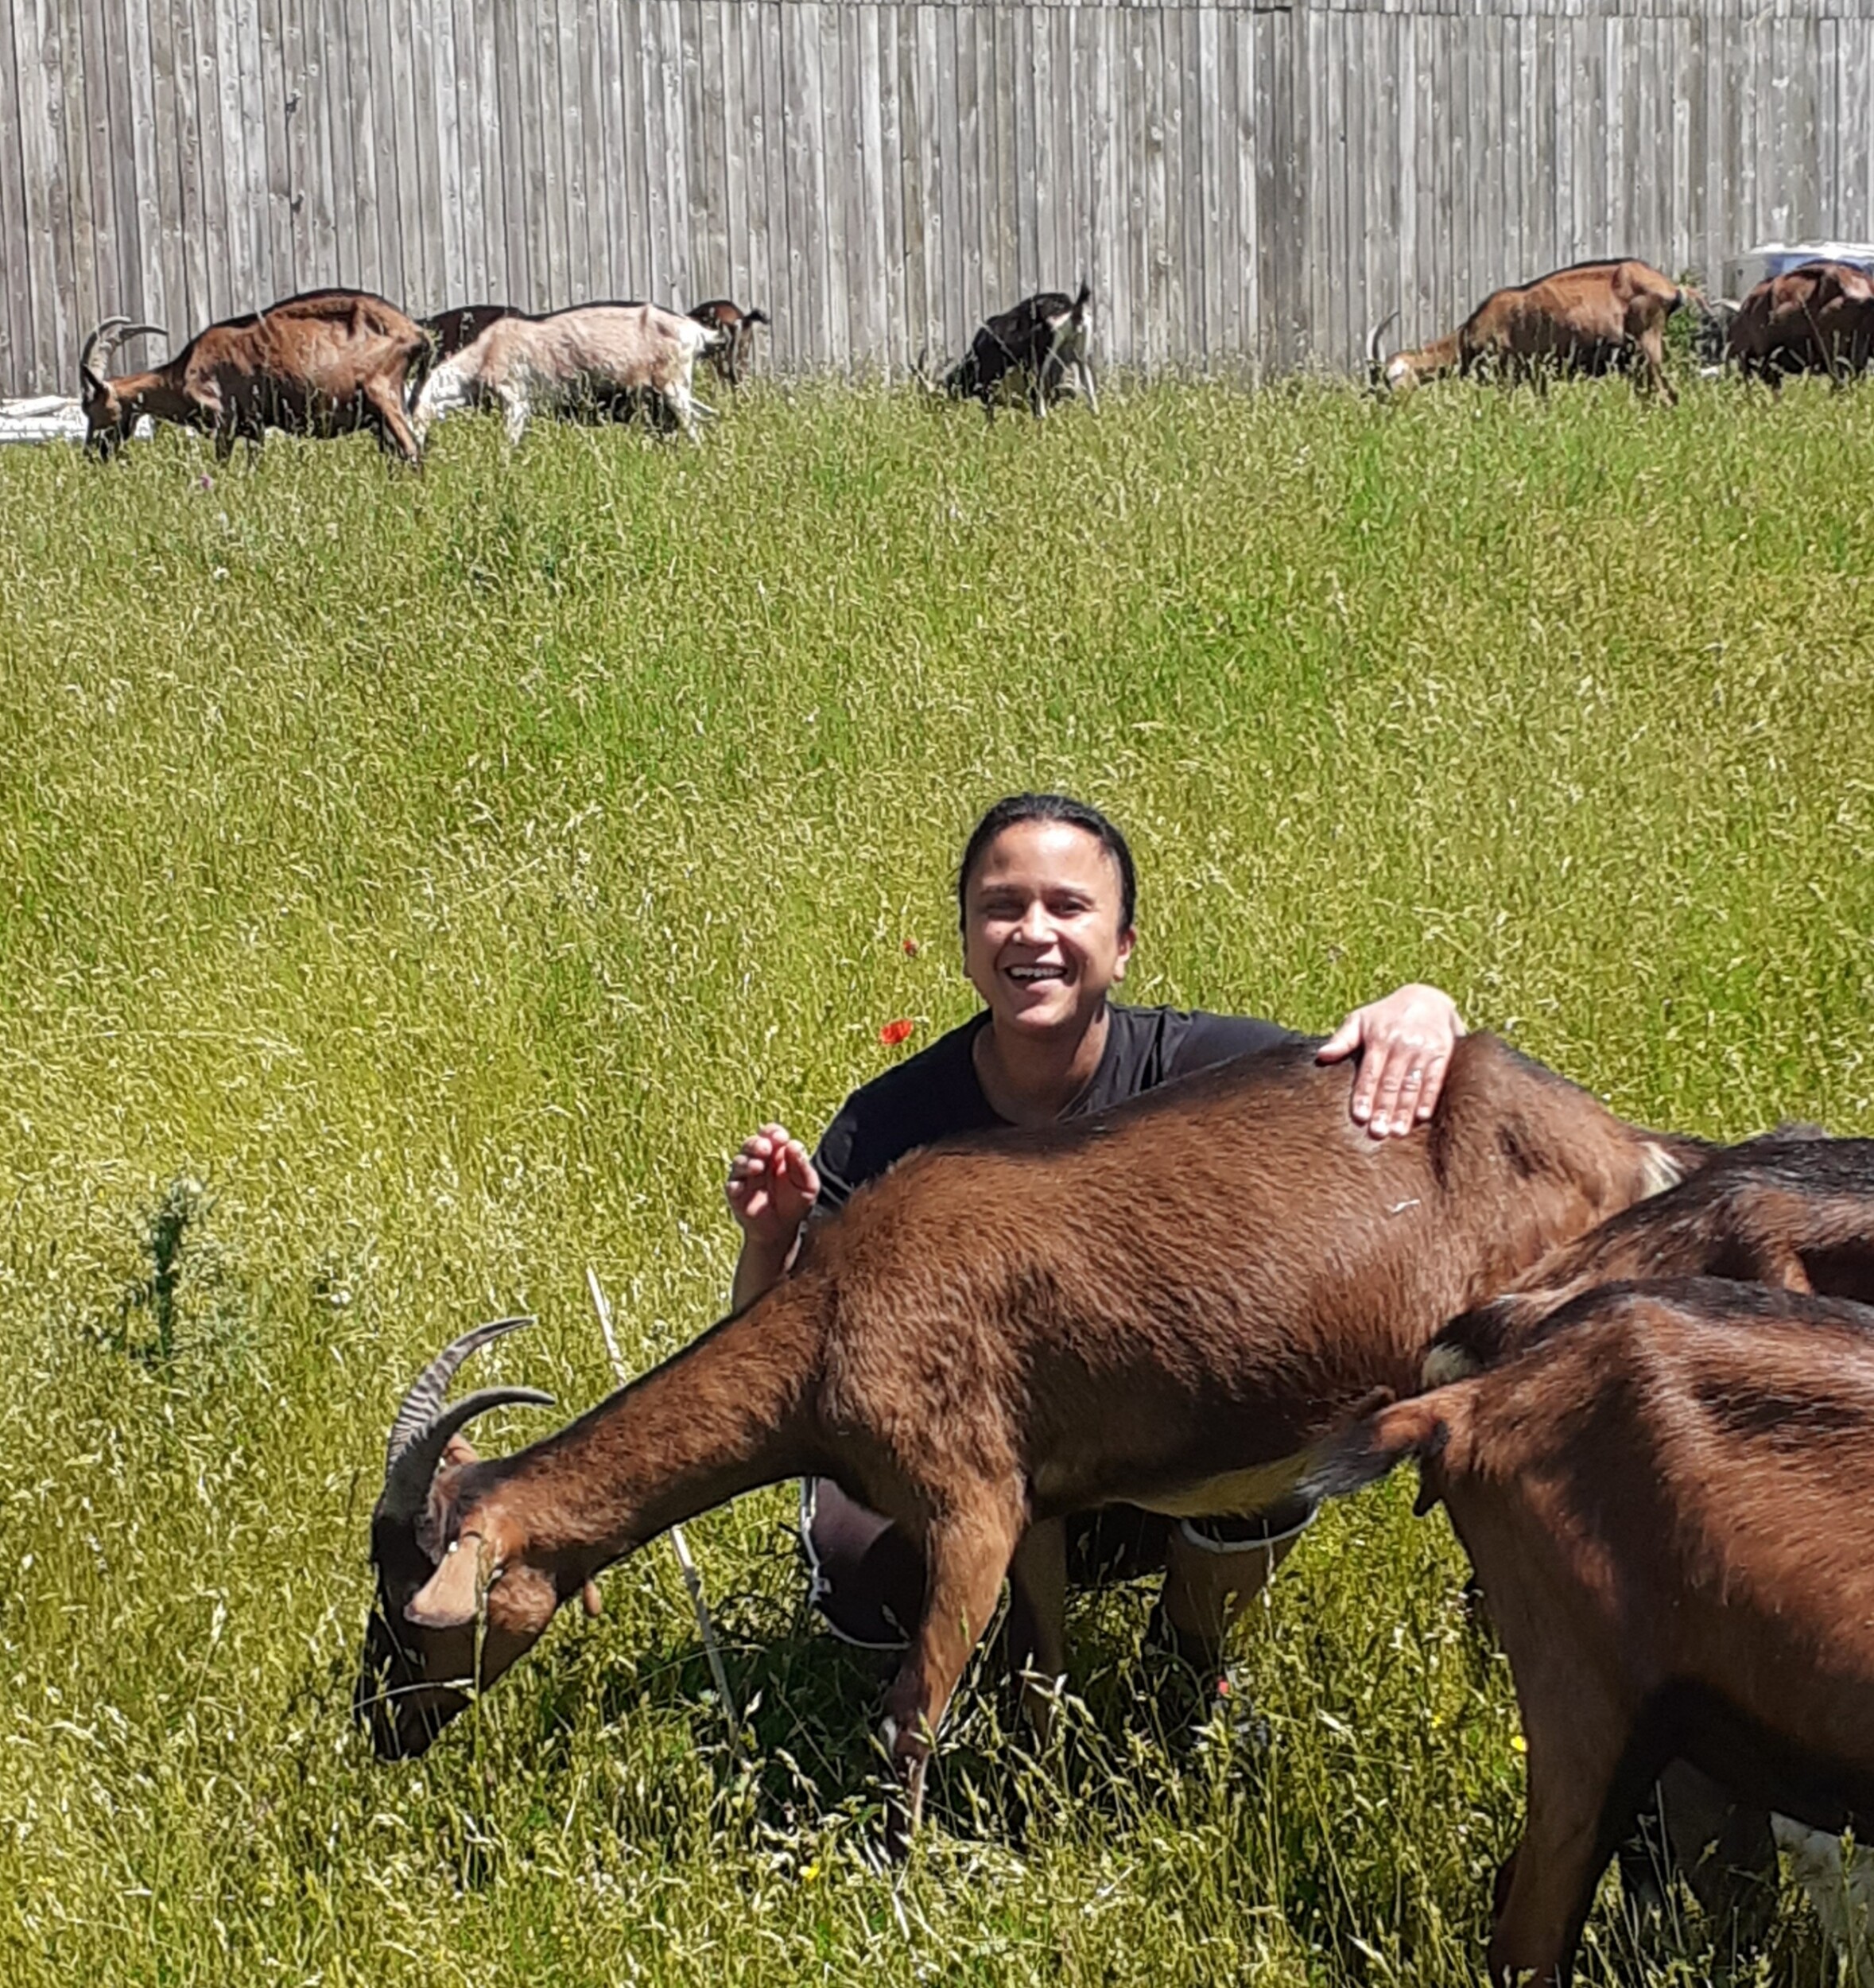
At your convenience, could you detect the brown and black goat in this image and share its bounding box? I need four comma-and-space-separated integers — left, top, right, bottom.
358, 1033, 1692, 1846
1303, 1278, 1874, 1986
689, 298, 769, 387
934, 282, 1097, 417
1369, 259, 1690, 402
80, 289, 426, 462
1726, 260, 1874, 384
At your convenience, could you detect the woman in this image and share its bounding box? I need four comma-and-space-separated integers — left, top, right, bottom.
727, 794, 1463, 1709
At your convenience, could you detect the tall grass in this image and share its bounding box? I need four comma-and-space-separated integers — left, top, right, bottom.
2, 375, 1872, 1984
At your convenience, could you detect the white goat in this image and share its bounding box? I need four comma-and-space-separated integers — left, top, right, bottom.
411, 303, 722, 445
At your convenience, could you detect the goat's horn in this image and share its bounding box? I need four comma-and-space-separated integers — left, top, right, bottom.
79, 316, 132, 385
1367, 310, 1400, 373
385, 1314, 535, 1470
380, 1386, 555, 1524
118, 322, 167, 346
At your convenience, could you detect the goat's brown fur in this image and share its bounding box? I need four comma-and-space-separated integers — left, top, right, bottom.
1371, 259, 1688, 402
359, 1033, 1693, 1844
689, 298, 769, 387
1310, 1279, 1874, 1986
1432, 1130, 1874, 1380
1726, 260, 1874, 383
80, 288, 426, 462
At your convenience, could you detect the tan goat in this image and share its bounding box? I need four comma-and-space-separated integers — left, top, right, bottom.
410, 302, 723, 444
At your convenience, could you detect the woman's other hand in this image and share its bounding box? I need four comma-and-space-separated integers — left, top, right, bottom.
1317, 984, 1465, 1139
727, 1124, 821, 1248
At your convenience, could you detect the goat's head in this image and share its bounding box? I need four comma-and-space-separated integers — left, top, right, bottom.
1366, 313, 1406, 392
79, 318, 165, 456
355, 1316, 559, 1760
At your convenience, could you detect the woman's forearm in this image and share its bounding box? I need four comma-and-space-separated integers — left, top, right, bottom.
731, 1232, 797, 1313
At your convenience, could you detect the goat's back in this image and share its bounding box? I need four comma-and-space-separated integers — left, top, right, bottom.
1434, 1132, 1874, 1376
192, 289, 425, 392
799, 1032, 1681, 1516
468, 304, 708, 384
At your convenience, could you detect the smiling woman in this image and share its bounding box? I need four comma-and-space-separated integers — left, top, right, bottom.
725, 793, 1465, 1711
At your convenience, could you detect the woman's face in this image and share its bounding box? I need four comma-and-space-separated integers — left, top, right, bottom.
961, 821, 1135, 1039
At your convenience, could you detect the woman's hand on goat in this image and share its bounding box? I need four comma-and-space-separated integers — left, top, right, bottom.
727, 1124, 821, 1248
1317, 984, 1465, 1138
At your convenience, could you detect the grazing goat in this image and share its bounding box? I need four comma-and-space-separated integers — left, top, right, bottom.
80, 289, 425, 462
411, 302, 723, 444
1430, 1129, 1874, 1380
1368, 259, 1690, 402
1303, 1278, 1874, 1987
357, 1033, 1690, 1846
1726, 260, 1874, 383
689, 298, 769, 387
937, 282, 1097, 417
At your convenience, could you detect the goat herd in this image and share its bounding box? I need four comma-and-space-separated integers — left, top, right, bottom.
59, 250, 1874, 468
359, 1033, 1874, 1986
68, 278, 1095, 460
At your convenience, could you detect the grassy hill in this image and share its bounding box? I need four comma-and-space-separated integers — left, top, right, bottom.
2, 376, 1871, 1984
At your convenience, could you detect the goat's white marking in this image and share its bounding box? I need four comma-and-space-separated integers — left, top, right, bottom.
1389, 1197, 1422, 1216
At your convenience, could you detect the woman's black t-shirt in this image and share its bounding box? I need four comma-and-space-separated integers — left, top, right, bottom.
812, 1004, 1300, 1211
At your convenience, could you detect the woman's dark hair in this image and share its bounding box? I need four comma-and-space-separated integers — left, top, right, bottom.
956, 794, 1138, 932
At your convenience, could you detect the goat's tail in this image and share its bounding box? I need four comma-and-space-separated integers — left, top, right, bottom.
1072, 278, 1092, 319
743, 307, 771, 328
1298, 1392, 1458, 1508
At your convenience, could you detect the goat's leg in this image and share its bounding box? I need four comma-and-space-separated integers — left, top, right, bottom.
1637, 328, 1676, 406
882, 1500, 1022, 1854
368, 381, 422, 465
1003, 1517, 1068, 1743
498, 385, 530, 445
1077, 360, 1100, 414
1488, 1701, 1633, 1988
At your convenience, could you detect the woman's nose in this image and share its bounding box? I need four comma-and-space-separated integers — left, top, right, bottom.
1015, 901, 1052, 943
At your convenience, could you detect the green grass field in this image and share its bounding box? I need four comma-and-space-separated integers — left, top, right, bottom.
3, 375, 1873, 1985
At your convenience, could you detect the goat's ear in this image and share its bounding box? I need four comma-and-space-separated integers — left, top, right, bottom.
406, 1534, 487, 1628
441, 1433, 479, 1468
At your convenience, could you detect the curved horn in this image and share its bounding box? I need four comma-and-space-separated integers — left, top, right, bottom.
386, 1314, 535, 1471
1367, 310, 1400, 379
80, 316, 131, 390
380, 1385, 555, 1524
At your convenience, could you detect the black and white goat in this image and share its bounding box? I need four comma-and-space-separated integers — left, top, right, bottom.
934, 282, 1097, 417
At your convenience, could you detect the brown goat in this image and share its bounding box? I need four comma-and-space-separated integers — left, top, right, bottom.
1726, 260, 1874, 383
1306, 1278, 1874, 1986
1369, 259, 1689, 402
689, 298, 769, 387
358, 1033, 1690, 1845
1430, 1129, 1874, 1380
80, 289, 425, 462
1426, 1130, 1874, 1943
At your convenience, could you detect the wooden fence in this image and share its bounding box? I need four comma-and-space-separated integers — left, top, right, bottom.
5, 0, 1874, 398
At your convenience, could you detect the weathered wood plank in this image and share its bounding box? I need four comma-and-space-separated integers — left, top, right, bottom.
817, 0, 848, 363
697, 0, 730, 303
0, 0, 34, 382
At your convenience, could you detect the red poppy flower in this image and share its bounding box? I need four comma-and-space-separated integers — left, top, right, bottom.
878, 1018, 915, 1046
902, 938, 920, 957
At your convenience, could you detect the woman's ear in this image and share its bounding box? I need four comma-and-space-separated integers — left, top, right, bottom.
1113, 926, 1136, 981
